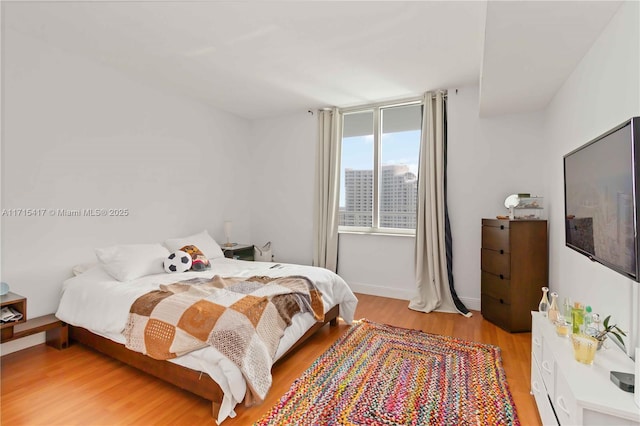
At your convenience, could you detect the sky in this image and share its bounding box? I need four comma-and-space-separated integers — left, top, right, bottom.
340, 130, 421, 207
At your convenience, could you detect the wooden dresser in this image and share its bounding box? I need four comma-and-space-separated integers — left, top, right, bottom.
481, 219, 548, 332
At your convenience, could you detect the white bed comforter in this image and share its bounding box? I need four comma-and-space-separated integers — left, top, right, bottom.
56, 258, 358, 424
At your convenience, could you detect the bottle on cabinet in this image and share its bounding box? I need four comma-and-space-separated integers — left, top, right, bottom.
538, 287, 550, 317
571, 302, 585, 334
583, 305, 593, 332
548, 292, 559, 323
562, 297, 572, 324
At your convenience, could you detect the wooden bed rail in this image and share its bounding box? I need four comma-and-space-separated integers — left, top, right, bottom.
69, 304, 340, 421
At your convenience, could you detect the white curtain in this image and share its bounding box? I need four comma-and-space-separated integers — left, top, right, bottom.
409, 91, 468, 315
312, 108, 341, 272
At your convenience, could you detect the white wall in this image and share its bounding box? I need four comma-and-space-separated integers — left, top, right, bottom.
1, 29, 252, 353
248, 112, 317, 265
338, 233, 416, 300
544, 1, 640, 356
448, 85, 546, 309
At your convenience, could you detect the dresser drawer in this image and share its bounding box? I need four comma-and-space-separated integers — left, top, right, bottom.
482, 225, 510, 253
541, 338, 556, 399
482, 218, 510, 229
554, 366, 578, 426
531, 356, 559, 426
481, 293, 510, 329
481, 271, 511, 304
481, 248, 511, 278
531, 316, 543, 364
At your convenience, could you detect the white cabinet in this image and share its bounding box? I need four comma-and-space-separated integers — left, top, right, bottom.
531, 312, 640, 425
531, 354, 559, 425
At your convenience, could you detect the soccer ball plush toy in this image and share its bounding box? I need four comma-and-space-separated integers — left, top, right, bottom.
164, 250, 192, 273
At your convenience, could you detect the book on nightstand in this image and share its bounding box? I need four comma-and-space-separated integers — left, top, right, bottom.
1, 306, 23, 323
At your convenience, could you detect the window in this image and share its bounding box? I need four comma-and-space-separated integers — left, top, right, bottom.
339, 101, 422, 233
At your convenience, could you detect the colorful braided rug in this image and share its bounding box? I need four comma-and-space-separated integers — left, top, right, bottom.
256, 319, 520, 426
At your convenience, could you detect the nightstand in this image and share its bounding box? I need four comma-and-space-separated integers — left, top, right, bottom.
0, 291, 68, 349
1, 292, 27, 340
221, 244, 254, 261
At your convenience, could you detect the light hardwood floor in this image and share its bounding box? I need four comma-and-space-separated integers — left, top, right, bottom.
1, 293, 542, 425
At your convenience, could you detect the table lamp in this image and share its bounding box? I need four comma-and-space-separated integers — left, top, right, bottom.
223, 221, 233, 247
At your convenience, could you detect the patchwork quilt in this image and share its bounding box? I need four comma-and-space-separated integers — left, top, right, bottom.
123, 275, 324, 401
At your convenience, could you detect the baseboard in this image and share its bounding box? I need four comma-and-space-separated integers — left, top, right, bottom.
348, 282, 481, 312
0, 332, 45, 356
460, 296, 481, 312
347, 282, 415, 301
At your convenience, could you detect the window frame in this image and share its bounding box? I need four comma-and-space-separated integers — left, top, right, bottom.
338, 97, 423, 236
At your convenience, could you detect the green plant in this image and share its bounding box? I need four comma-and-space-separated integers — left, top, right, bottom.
593, 315, 626, 349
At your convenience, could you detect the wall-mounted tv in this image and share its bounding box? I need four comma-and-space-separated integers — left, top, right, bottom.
564, 117, 640, 281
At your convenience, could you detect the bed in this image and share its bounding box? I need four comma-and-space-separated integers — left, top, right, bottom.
56, 256, 358, 424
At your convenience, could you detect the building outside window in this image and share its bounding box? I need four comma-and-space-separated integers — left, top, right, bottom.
339, 101, 422, 233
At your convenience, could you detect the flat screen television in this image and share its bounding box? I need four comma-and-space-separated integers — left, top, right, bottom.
564, 117, 640, 281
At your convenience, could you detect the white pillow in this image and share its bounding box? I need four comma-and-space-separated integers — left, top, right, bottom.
163, 230, 224, 260
95, 244, 169, 282
72, 262, 98, 276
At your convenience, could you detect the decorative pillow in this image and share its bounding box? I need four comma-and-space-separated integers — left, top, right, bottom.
179, 245, 211, 271
164, 251, 193, 273
95, 244, 169, 282
163, 230, 224, 260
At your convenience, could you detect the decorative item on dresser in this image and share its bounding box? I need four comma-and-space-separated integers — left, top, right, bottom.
481, 218, 548, 332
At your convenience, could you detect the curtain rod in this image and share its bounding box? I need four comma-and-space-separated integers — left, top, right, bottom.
319, 90, 449, 114
338, 96, 421, 113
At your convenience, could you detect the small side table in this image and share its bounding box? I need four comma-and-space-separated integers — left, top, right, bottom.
1, 292, 27, 341
1, 291, 68, 350
221, 244, 254, 261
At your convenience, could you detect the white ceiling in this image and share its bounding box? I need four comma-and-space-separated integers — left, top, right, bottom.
480, 1, 622, 116
3, 1, 623, 120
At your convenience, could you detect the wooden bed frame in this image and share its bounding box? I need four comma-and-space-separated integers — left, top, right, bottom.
69, 304, 340, 420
